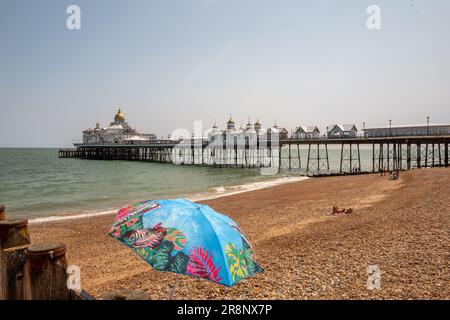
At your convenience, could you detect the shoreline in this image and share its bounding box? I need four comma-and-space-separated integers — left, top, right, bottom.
28, 175, 309, 224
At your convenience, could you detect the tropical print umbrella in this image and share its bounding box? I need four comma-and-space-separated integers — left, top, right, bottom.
108, 198, 263, 287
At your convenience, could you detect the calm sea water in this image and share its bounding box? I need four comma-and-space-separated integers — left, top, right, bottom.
0, 149, 287, 219
0, 147, 375, 220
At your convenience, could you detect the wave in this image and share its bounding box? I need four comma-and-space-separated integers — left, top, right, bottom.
29, 175, 308, 225
29, 209, 117, 224
188, 176, 309, 201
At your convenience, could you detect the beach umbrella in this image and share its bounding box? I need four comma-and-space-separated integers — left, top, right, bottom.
108, 198, 263, 287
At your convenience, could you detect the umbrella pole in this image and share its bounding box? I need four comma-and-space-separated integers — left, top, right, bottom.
167, 276, 180, 300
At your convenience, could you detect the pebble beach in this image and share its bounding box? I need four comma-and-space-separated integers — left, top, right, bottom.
29, 168, 450, 300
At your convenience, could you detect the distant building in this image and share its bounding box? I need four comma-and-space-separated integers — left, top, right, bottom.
208, 116, 257, 144
82, 108, 156, 144
327, 124, 358, 138
278, 128, 289, 140
363, 124, 450, 138
266, 126, 289, 140
292, 126, 321, 139
207, 116, 294, 146
206, 116, 292, 144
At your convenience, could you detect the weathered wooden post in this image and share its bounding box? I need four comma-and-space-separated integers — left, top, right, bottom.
0, 220, 6, 300
0, 205, 5, 221
23, 242, 70, 300
0, 218, 31, 300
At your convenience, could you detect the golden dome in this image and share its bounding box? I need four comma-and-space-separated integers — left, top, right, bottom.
114, 108, 125, 122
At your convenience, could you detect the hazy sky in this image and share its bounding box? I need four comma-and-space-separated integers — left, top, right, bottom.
1, 0, 449, 147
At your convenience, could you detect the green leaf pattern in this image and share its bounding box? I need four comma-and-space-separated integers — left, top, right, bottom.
225, 242, 249, 283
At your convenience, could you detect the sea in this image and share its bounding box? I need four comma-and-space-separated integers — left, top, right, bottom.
0, 147, 374, 222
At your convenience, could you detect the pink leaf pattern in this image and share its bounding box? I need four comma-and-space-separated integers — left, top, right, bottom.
119, 222, 168, 249
186, 247, 222, 282
114, 202, 160, 223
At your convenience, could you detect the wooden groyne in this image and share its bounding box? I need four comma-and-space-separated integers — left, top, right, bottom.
0, 205, 145, 300
59, 136, 450, 174
0, 206, 77, 300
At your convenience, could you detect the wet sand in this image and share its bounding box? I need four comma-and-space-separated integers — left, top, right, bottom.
30, 168, 450, 299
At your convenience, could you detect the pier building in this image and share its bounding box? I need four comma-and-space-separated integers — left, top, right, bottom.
82, 109, 156, 144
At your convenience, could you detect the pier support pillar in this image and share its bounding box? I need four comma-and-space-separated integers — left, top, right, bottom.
445, 143, 449, 168
191, 141, 195, 165
431, 144, 435, 167
280, 144, 300, 170
395, 144, 398, 170
307, 144, 312, 171
0, 205, 5, 221
417, 144, 421, 168
372, 143, 375, 173
357, 143, 361, 173
407, 143, 411, 170
378, 143, 384, 172
297, 144, 301, 169
438, 144, 442, 167
340, 143, 360, 174
387, 143, 390, 172
308, 144, 329, 173
288, 144, 291, 170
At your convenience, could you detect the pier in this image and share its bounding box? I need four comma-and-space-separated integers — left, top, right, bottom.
59, 135, 450, 175
60, 109, 450, 175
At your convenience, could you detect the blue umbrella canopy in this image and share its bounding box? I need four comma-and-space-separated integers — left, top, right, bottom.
108, 198, 263, 287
